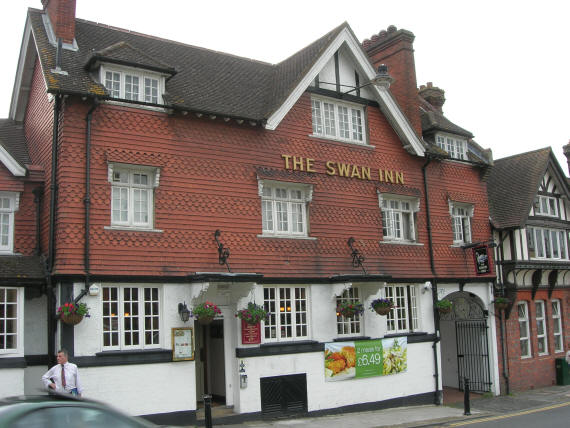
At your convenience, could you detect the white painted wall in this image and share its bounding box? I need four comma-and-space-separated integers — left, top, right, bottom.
24, 293, 47, 355
235, 342, 435, 413
24, 366, 47, 395
0, 368, 25, 398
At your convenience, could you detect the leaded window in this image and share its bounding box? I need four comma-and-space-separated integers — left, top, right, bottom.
518, 302, 531, 358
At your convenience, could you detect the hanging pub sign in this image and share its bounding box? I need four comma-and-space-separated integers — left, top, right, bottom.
324, 337, 407, 381
241, 320, 261, 344
473, 246, 491, 274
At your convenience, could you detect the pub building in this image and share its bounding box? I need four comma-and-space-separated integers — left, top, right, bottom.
0, 1, 498, 424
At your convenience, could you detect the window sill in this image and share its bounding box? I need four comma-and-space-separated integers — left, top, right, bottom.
105, 226, 163, 233
380, 240, 423, 246
333, 336, 370, 342
450, 243, 468, 248
75, 348, 172, 367
308, 134, 375, 149
257, 234, 316, 240
103, 99, 167, 113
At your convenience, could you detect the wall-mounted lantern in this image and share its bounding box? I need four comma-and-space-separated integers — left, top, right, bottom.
178, 302, 191, 323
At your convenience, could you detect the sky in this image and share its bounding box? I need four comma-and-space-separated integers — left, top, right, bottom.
2, 0, 569, 169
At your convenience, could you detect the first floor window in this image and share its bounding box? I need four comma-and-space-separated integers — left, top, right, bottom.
527, 227, 567, 260
311, 97, 366, 144
336, 287, 361, 336
536, 300, 548, 355
109, 164, 158, 229
552, 299, 564, 353
0, 287, 18, 352
533, 195, 559, 217
260, 180, 312, 237
518, 302, 531, 357
436, 134, 467, 160
0, 192, 17, 253
385, 285, 418, 333
102, 286, 160, 350
263, 286, 308, 341
102, 66, 163, 104
380, 195, 419, 242
450, 202, 473, 244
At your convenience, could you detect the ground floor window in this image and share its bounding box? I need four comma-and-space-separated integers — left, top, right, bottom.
336, 287, 361, 336
263, 286, 308, 341
517, 302, 531, 358
102, 285, 160, 350
535, 300, 548, 355
385, 285, 418, 333
552, 299, 564, 353
0, 287, 18, 352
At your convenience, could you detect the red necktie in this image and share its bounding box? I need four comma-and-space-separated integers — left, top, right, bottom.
61, 364, 66, 388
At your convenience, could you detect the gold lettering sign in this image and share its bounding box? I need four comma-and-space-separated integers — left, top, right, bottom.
282, 155, 405, 184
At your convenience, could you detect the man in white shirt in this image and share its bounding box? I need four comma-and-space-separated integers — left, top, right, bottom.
42, 348, 82, 396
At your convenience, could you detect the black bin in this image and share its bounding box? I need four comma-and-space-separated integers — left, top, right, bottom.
555, 358, 570, 385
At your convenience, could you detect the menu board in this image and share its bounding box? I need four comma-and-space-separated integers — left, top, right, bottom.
241, 320, 261, 344
324, 337, 407, 381
172, 327, 194, 361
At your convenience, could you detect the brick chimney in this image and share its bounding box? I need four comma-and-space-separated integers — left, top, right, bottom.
363, 26, 421, 136
563, 141, 570, 176
419, 82, 445, 114
42, 0, 76, 44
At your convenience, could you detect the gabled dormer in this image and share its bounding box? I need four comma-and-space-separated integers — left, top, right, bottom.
85, 41, 176, 106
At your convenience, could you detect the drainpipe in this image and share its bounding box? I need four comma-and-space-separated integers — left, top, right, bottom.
32, 187, 43, 256
422, 155, 442, 404
74, 99, 99, 304
47, 95, 62, 367
496, 229, 510, 394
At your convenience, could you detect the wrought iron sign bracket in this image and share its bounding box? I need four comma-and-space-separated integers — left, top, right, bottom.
214, 229, 231, 272
347, 237, 367, 275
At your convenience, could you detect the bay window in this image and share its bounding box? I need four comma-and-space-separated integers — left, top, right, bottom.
527, 227, 568, 260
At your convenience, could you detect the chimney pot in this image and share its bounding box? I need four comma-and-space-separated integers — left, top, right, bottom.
419, 83, 446, 114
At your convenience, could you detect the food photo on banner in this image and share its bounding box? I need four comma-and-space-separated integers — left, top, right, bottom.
324, 337, 407, 381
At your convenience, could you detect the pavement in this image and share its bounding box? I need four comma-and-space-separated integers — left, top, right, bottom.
201, 384, 570, 428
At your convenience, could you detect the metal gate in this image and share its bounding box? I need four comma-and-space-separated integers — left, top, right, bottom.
456, 320, 492, 392
260, 374, 307, 417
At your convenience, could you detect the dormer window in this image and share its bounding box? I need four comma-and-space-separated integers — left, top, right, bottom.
101, 65, 163, 105
533, 195, 558, 217
436, 133, 467, 160
311, 96, 367, 145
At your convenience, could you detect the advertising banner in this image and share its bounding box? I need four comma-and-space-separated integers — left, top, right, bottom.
324, 337, 407, 381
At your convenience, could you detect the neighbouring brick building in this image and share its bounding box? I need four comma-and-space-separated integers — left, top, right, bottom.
488, 147, 570, 393
1, 0, 499, 424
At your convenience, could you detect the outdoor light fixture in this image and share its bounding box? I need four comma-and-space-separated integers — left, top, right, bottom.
178, 302, 191, 323
214, 229, 231, 272
347, 237, 367, 274
343, 64, 394, 95
239, 360, 248, 389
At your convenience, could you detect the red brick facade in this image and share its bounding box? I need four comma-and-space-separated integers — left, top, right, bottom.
495, 290, 570, 391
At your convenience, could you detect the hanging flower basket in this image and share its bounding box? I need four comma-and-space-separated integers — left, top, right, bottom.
370, 298, 394, 316
236, 302, 268, 325
57, 302, 89, 326
61, 313, 84, 325
435, 299, 453, 314
336, 301, 364, 318
192, 301, 221, 325
197, 316, 214, 325
493, 298, 510, 311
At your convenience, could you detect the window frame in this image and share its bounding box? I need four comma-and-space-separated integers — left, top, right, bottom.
108, 163, 159, 230
0, 192, 18, 254
436, 133, 468, 160
379, 194, 420, 243
258, 180, 313, 238
552, 299, 564, 353
263, 286, 309, 343
533, 195, 559, 217
101, 285, 161, 351
449, 201, 473, 245
385, 284, 419, 334
336, 287, 362, 336
100, 64, 165, 105
535, 300, 548, 356
517, 301, 531, 358
311, 96, 367, 145
0, 287, 21, 354
526, 226, 568, 260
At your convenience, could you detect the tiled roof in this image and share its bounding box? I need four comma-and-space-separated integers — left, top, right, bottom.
420, 110, 473, 138
29, 8, 347, 121
0, 255, 46, 286
0, 119, 31, 166
486, 147, 552, 229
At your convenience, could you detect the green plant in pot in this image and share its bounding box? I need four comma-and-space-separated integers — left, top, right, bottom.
193, 301, 221, 325
370, 298, 394, 315
435, 299, 453, 314
336, 301, 365, 318
236, 302, 268, 325
492, 296, 510, 310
